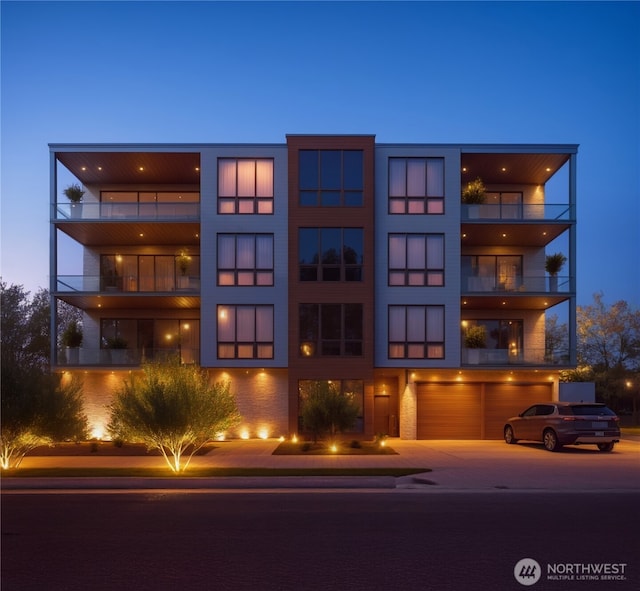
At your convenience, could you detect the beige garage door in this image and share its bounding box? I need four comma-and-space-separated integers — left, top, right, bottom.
417, 383, 482, 439
417, 382, 553, 440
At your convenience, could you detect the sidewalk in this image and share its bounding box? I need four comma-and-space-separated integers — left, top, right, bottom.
3, 438, 639, 492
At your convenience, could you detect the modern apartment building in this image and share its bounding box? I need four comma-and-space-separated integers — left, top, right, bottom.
50, 136, 577, 440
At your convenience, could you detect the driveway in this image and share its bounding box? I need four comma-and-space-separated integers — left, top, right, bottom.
10, 438, 640, 492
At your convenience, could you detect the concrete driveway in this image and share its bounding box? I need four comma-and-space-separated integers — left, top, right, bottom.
10, 438, 640, 492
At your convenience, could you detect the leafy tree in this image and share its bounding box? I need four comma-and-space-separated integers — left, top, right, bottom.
108, 359, 241, 472
575, 293, 640, 419
1, 281, 88, 469
300, 381, 360, 444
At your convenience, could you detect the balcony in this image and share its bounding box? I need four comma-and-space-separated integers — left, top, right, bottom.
461, 203, 573, 222
462, 274, 571, 294
57, 347, 200, 368
55, 201, 200, 221
461, 347, 572, 367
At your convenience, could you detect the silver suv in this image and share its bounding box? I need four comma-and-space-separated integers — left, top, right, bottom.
504, 402, 620, 452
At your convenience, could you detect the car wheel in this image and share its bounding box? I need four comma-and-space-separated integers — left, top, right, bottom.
543, 429, 561, 452
597, 442, 615, 452
504, 425, 518, 444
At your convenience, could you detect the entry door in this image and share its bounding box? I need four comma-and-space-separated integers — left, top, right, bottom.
374, 395, 390, 435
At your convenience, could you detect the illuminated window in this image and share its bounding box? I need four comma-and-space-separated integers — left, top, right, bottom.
217, 234, 274, 286
217, 305, 274, 359
218, 159, 274, 214
299, 150, 363, 206
299, 228, 363, 281
299, 304, 363, 356
388, 234, 444, 286
388, 158, 444, 214
388, 305, 444, 359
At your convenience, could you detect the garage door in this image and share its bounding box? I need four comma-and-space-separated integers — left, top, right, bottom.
484, 383, 552, 439
417, 382, 553, 440
417, 383, 482, 439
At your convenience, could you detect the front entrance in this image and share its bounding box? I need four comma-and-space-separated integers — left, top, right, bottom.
374, 395, 394, 436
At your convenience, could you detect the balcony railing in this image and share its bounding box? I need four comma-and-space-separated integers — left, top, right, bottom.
55, 202, 200, 220
461, 275, 571, 293
56, 275, 200, 293
461, 203, 574, 221
57, 347, 200, 367
462, 347, 572, 366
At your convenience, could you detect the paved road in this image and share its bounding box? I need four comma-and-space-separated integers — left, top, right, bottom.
2, 491, 638, 591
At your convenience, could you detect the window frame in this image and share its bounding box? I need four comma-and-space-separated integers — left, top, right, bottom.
388, 233, 445, 286
387, 305, 445, 359
298, 150, 364, 207
298, 303, 364, 357
217, 304, 274, 359
217, 234, 274, 286
388, 157, 445, 215
217, 158, 274, 215
299, 227, 364, 282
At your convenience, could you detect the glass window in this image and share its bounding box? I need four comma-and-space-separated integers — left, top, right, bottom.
388, 234, 444, 286
388, 305, 445, 359
298, 304, 363, 357
217, 305, 274, 359
218, 158, 274, 214
217, 234, 274, 286
299, 150, 363, 206
299, 228, 363, 282
388, 157, 444, 214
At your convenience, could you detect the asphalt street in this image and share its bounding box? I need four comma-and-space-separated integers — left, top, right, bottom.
2, 490, 638, 591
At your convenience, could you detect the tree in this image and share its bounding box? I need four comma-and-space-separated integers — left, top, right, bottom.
300, 381, 360, 444
575, 292, 640, 419
1, 281, 88, 469
545, 313, 569, 362
107, 359, 241, 472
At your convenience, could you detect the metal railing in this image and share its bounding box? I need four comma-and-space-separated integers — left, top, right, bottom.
461, 203, 574, 221
57, 347, 200, 367
55, 275, 200, 293
462, 347, 572, 366
461, 274, 572, 294
55, 202, 200, 220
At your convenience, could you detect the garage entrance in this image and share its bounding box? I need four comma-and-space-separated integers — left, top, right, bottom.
416, 382, 552, 439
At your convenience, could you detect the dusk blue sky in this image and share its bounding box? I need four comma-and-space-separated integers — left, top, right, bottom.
1, 1, 638, 306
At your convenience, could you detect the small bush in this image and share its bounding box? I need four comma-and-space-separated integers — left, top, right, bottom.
350, 440, 362, 449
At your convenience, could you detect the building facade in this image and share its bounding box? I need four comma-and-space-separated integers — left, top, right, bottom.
50, 137, 577, 440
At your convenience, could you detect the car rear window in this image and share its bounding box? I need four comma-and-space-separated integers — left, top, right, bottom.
559, 405, 616, 416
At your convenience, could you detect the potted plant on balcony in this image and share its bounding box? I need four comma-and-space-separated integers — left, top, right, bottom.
63, 183, 85, 218
545, 252, 567, 292
61, 320, 83, 364
106, 336, 129, 365
464, 324, 486, 364
462, 177, 486, 218
175, 249, 192, 289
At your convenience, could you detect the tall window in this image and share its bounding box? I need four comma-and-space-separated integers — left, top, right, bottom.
388, 158, 444, 214
388, 234, 444, 286
299, 150, 363, 206
299, 304, 363, 356
218, 158, 274, 214
217, 305, 274, 359
388, 305, 444, 359
461, 255, 522, 291
217, 234, 274, 286
299, 228, 363, 281
484, 191, 523, 219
